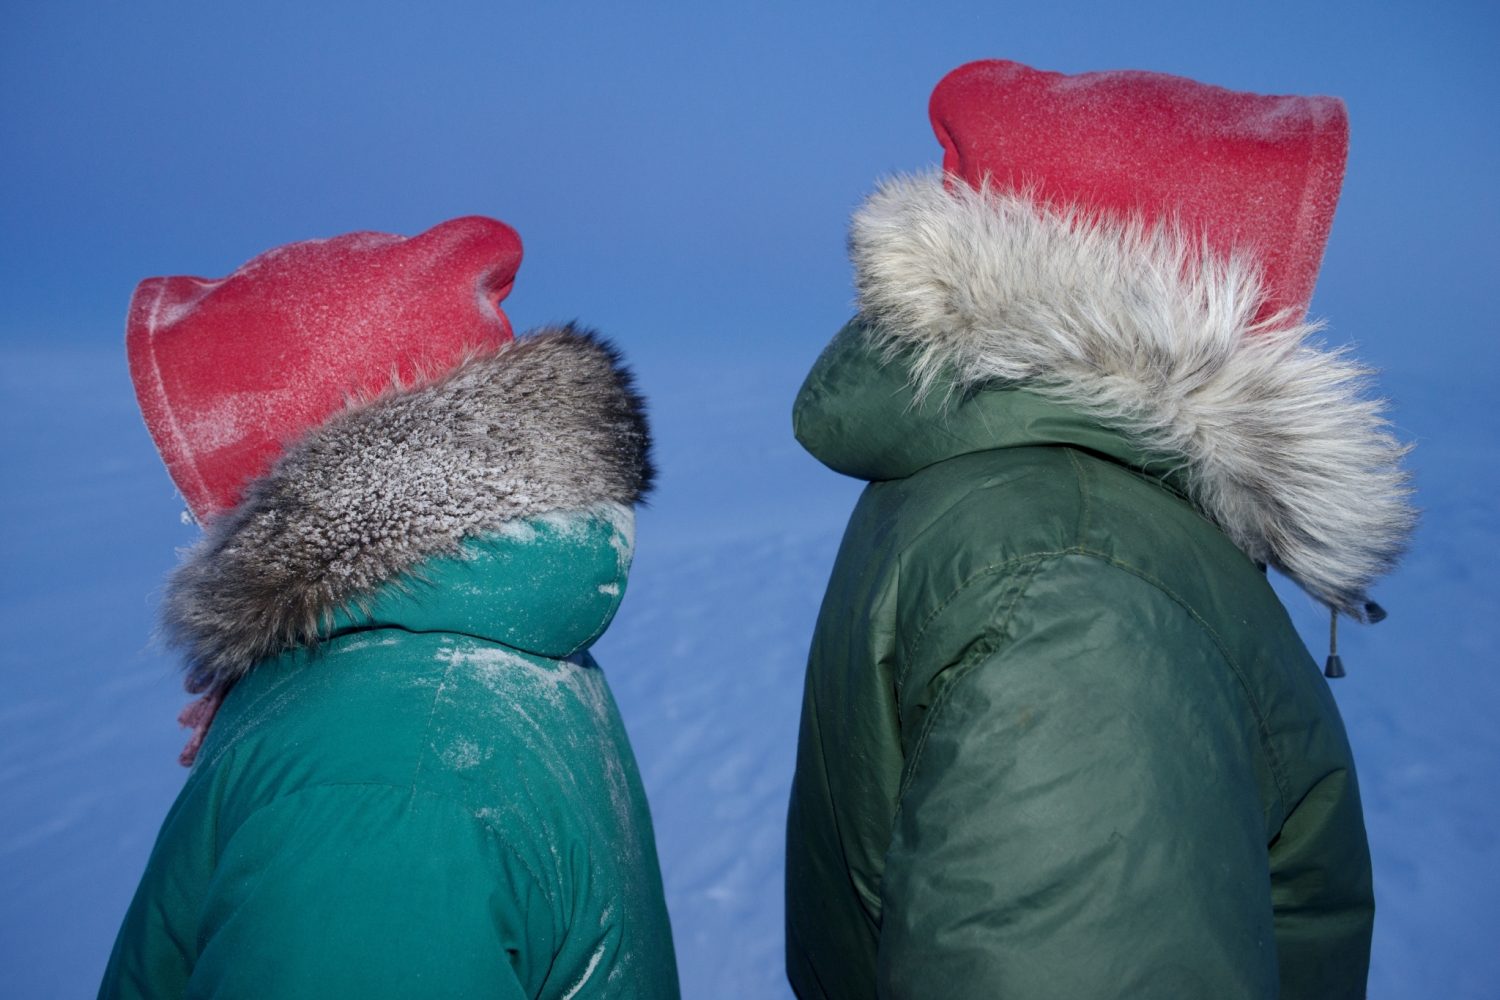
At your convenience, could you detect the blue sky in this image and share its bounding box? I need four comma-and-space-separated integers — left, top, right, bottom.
4, 1, 1496, 376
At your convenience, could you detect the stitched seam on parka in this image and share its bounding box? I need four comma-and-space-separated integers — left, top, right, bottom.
572, 599, 619, 656
899, 550, 1072, 676
896, 556, 1047, 801
896, 551, 1291, 819
410, 648, 459, 793
396, 645, 569, 894
1066, 448, 1094, 543
1059, 446, 1286, 807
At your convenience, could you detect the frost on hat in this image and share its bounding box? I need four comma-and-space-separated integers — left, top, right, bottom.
929, 59, 1348, 324
127, 216, 522, 521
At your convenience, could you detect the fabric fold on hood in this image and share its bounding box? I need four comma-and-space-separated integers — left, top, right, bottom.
161, 325, 654, 697
847, 172, 1413, 621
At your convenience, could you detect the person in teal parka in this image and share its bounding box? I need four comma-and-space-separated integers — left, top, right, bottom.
785, 61, 1415, 999
101, 216, 680, 998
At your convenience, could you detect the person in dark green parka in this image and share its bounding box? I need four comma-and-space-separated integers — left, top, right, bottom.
103, 217, 680, 998
786, 61, 1414, 1000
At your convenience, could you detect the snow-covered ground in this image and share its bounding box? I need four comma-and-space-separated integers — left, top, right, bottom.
1, 336, 1495, 998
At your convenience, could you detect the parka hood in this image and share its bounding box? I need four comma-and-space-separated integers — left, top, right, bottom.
795, 321, 1181, 494
799, 173, 1413, 621
327, 508, 636, 659
162, 326, 654, 696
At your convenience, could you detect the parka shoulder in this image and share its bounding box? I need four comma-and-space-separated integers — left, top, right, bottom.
876, 444, 1278, 757
882, 440, 1358, 802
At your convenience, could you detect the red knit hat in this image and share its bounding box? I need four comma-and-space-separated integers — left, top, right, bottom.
928, 59, 1348, 324
127, 216, 523, 521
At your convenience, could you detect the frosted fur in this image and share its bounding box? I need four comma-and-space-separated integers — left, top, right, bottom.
163, 326, 654, 695
852, 173, 1413, 619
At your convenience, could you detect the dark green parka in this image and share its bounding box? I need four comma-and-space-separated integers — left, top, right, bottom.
101, 330, 680, 999
785, 177, 1413, 1000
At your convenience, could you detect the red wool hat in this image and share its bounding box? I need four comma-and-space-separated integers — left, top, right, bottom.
928, 59, 1348, 324
127, 216, 523, 521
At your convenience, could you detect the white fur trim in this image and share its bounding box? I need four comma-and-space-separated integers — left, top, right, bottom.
851, 173, 1413, 620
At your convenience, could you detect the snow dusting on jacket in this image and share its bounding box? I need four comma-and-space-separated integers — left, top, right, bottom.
101, 327, 681, 1000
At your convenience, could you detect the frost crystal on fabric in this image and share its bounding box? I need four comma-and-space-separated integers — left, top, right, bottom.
160, 327, 654, 696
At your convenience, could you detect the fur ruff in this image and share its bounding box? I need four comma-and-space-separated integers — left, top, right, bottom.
851, 173, 1413, 620
163, 325, 654, 695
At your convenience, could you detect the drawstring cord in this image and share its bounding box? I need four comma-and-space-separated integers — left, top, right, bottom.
1324, 610, 1345, 678
1325, 601, 1387, 679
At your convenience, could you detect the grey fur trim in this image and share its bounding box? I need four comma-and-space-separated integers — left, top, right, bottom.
851, 173, 1413, 620
163, 325, 654, 694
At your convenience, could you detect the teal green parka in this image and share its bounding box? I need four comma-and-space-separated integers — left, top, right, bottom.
785, 176, 1413, 1000
101, 330, 680, 999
